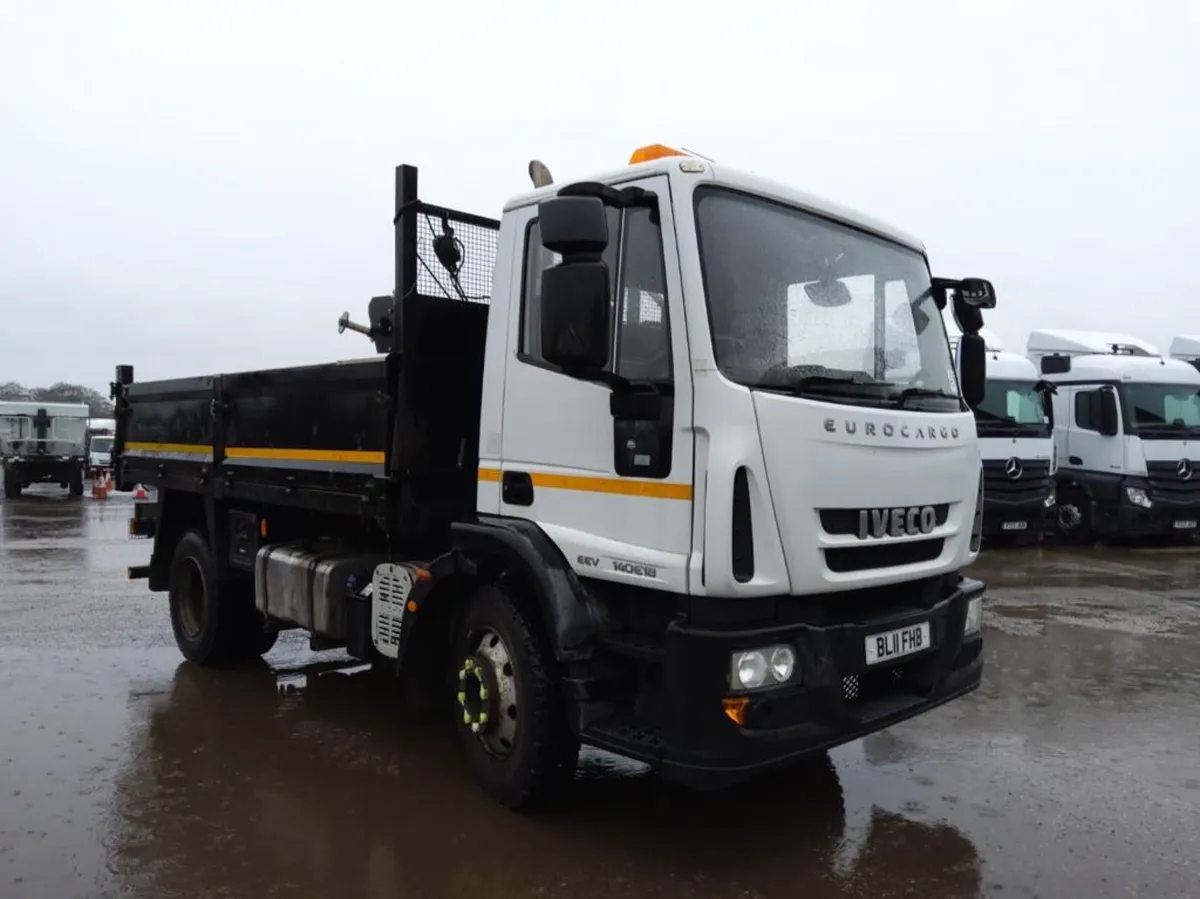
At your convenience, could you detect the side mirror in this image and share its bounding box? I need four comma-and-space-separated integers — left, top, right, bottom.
958, 332, 986, 409
539, 195, 608, 256
957, 278, 996, 309
1098, 387, 1120, 437
537, 195, 612, 371
938, 277, 997, 335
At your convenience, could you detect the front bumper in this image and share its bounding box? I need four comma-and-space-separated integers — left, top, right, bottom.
981, 494, 1056, 537
1096, 493, 1200, 537
585, 577, 984, 787
4, 456, 83, 484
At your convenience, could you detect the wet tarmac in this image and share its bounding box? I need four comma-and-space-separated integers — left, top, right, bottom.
1, 488, 1198, 899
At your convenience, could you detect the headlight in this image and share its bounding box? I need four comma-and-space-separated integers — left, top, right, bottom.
1044, 490, 1057, 508
730, 644, 797, 691
964, 596, 983, 636
1125, 486, 1152, 509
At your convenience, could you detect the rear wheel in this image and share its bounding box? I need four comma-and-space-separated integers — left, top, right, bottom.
453, 583, 578, 809
168, 529, 275, 666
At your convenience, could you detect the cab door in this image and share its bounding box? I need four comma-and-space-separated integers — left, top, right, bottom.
491, 173, 694, 594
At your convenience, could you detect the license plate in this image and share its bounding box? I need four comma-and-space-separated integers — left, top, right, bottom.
1174, 520, 1197, 529
1001, 520, 1028, 531
865, 621, 932, 666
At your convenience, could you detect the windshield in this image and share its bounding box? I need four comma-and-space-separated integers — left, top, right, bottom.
974, 379, 1049, 435
695, 186, 960, 411
91, 436, 114, 452
1120, 382, 1200, 435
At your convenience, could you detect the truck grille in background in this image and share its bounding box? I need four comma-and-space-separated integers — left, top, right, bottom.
819, 504, 949, 536
982, 459, 1052, 502
1146, 461, 1200, 500
824, 539, 944, 573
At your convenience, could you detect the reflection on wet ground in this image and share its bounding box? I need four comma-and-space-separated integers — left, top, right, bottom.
1, 487, 1198, 898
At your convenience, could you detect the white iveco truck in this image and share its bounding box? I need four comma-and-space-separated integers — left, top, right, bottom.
1029, 329, 1200, 541
113, 145, 997, 808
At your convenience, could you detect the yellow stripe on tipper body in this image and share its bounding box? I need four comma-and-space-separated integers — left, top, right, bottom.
478, 466, 692, 500
225, 447, 385, 465
125, 441, 212, 456
124, 442, 384, 466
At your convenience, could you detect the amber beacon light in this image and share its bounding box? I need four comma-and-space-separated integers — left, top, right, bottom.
628, 143, 688, 164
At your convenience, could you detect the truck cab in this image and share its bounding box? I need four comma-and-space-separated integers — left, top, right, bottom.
1, 401, 89, 498
953, 331, 1056, 538
1169, 335, 1200, 372
1029, 328, 1200, 541
113, 146, 997, 808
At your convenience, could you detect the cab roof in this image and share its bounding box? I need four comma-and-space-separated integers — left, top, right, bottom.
503, 154, 927, 254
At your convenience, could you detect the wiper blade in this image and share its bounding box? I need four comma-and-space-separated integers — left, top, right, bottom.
758, 375, 888, 396
893, 387, 960, 409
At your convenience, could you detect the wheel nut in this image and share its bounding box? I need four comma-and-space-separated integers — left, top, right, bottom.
470, 722, 480, 733
456, 691, 466, 706
478, 712, 488, 725
479, 687, 489, 701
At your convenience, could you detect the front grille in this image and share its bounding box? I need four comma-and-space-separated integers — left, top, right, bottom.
982, 458, 1052, 501
824, 538, 944, 573
1146, 461, 1200, 500
819, 504, 949, 537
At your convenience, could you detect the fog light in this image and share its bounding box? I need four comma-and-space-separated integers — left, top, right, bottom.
731, 644, 797, 691
964, 596, 983, 636
733, 651, 768, 689
1125, 486, 1152, 509
1044, 491, 1056, 508
770, 646, 795, 682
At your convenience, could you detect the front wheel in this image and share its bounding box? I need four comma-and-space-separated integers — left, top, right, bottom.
453, 584, 578, 809
1057, 487, 1094, 545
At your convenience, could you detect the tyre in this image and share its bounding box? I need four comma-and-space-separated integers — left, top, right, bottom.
453, 583, 578, 809
68, 476, 84, 497
1056, 486, 1094, 545
168, 529, 275, 667
3, 477, 19, 499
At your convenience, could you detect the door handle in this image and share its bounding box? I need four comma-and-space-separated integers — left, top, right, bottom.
1069, 456, 1082, 465
501, 470, 534, 506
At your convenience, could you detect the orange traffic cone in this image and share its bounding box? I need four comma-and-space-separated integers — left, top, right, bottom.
134, 484, 148, 500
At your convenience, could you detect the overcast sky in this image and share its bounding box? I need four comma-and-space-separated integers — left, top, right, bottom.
2, 0, 1197, 389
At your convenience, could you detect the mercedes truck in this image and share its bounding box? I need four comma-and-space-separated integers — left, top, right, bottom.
1029, 329, 1200, 541
954, 330, 1056, 539
111, 146, 997, 808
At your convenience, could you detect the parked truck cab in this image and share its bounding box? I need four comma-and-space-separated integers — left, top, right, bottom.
1, 401, 89, 498
1029, 329, 1200, 541
961, 333, 1057, 538
113, 147, 997, 808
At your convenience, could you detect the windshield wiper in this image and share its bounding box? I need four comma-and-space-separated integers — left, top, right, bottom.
892, 386, 961, 409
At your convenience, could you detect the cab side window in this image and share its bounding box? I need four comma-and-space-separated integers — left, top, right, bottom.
519, 206, 671, 384
1074, 389, 1100, 431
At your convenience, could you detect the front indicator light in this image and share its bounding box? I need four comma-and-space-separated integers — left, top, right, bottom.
722, 696, 750, 726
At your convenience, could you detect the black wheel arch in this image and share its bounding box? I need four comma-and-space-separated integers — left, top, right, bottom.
450, 516, 610, 663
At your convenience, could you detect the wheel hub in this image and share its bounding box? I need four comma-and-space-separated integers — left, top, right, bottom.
1059, 503, 1082, 530
457, 627, 518, 757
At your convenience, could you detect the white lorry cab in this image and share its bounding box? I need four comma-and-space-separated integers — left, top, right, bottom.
1169, 335, 1200, 372
953, 329, 1056, 537
1028, 328, 1200, 541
